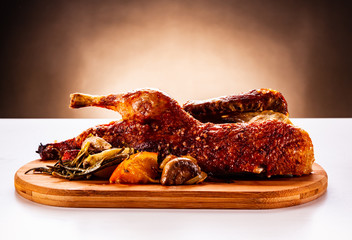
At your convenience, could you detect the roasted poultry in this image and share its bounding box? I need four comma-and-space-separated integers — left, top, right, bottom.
37, 88, 314, 177
183, 89, 289, 123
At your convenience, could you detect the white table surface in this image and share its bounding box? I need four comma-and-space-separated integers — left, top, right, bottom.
1, 118, 351, 240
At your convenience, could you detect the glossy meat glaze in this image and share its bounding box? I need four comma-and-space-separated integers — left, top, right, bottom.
38, 89, 314, 177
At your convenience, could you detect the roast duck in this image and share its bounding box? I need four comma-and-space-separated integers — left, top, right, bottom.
37, 88, 314, 178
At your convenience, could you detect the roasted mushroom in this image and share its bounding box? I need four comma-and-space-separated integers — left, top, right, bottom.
160, 156, 207, 185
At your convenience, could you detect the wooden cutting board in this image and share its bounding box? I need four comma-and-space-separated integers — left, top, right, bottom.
14, 160, 327, 209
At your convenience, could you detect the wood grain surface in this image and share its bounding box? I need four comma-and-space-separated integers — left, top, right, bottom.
14, 160, 327, 209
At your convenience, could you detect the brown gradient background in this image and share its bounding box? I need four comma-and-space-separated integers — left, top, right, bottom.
1, 0, 351, 118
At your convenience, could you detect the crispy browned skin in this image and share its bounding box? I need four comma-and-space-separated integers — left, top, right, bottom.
183, 89, 288, 123
37, 89, 314, 177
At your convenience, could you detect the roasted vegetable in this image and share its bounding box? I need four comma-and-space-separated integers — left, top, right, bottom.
160, 156, 207, 185
81, 135, 112, 152
83, 148, 131, 168
109, 152, 159, 184
26, 136, 134, 180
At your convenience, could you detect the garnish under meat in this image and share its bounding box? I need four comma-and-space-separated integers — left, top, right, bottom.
36, 88, 314, 178
109, 152, 159, 184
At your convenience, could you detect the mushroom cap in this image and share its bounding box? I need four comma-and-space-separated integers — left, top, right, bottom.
160, 157, 202, 185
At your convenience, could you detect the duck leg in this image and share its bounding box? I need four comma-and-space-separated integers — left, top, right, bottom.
70, 89, 186, 123
39, 89, 198, 160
